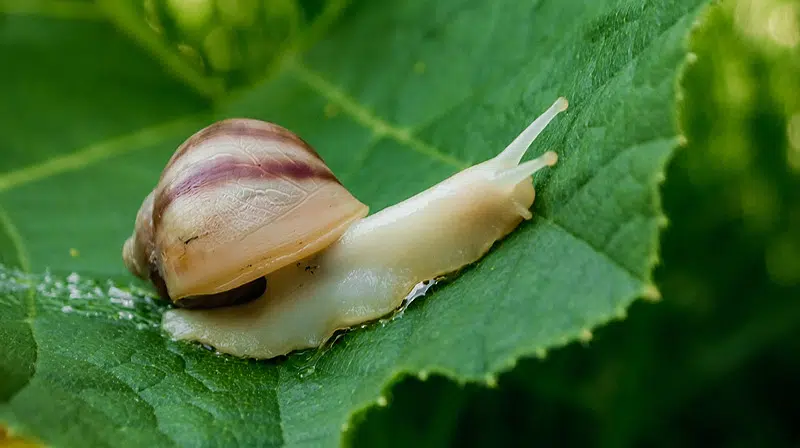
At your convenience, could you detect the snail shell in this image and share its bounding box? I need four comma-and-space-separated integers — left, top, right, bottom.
122, 119, 368, 308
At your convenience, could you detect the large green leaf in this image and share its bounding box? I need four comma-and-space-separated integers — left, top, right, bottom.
350, 1, 800, 446
0, 0, 707, 446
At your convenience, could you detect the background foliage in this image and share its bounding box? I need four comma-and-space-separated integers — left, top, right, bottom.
1, 0, 798, 446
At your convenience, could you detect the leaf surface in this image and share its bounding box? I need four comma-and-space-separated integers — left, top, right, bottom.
0, 0, 706, 446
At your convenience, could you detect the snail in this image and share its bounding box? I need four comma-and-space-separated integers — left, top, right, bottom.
123, 97, 569, 359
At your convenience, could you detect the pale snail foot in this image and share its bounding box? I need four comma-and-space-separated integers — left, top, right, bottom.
163, 253, 410, 359
161, 97, 569, 359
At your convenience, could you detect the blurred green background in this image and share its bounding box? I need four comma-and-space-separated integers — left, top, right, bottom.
2, 0, 799, 446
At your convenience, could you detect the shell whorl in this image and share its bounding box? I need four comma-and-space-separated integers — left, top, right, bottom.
123, 118, 369, 306
152, 118, 340, 231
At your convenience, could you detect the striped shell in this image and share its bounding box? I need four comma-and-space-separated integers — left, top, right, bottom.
122, 119, 369, 308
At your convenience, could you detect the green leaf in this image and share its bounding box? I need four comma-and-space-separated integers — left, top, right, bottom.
351, 1, 800, 445
0, 0, 707, 446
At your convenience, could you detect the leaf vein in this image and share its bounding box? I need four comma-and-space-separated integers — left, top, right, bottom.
0, 206, 35, 322
536, 215, 641, 283
556, 135, 674, 215
0, 205, 31, 273
290, 63, 468, 170
340, 137, 381, 183
0, 114, 207, 194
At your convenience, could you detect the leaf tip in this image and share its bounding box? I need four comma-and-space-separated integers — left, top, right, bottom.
417, 370, 430, 381
579, 328, 593, 343
655, 170, 667, 184
650, 255, 662, 269
641, 284, 662, 302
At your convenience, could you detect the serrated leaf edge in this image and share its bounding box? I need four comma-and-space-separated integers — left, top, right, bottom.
337, 3, 713, 445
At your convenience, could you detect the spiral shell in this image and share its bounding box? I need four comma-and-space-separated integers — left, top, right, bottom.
123, 118, 369, 308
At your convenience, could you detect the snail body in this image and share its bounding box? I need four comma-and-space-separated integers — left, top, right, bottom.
124, 97, 568, 359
